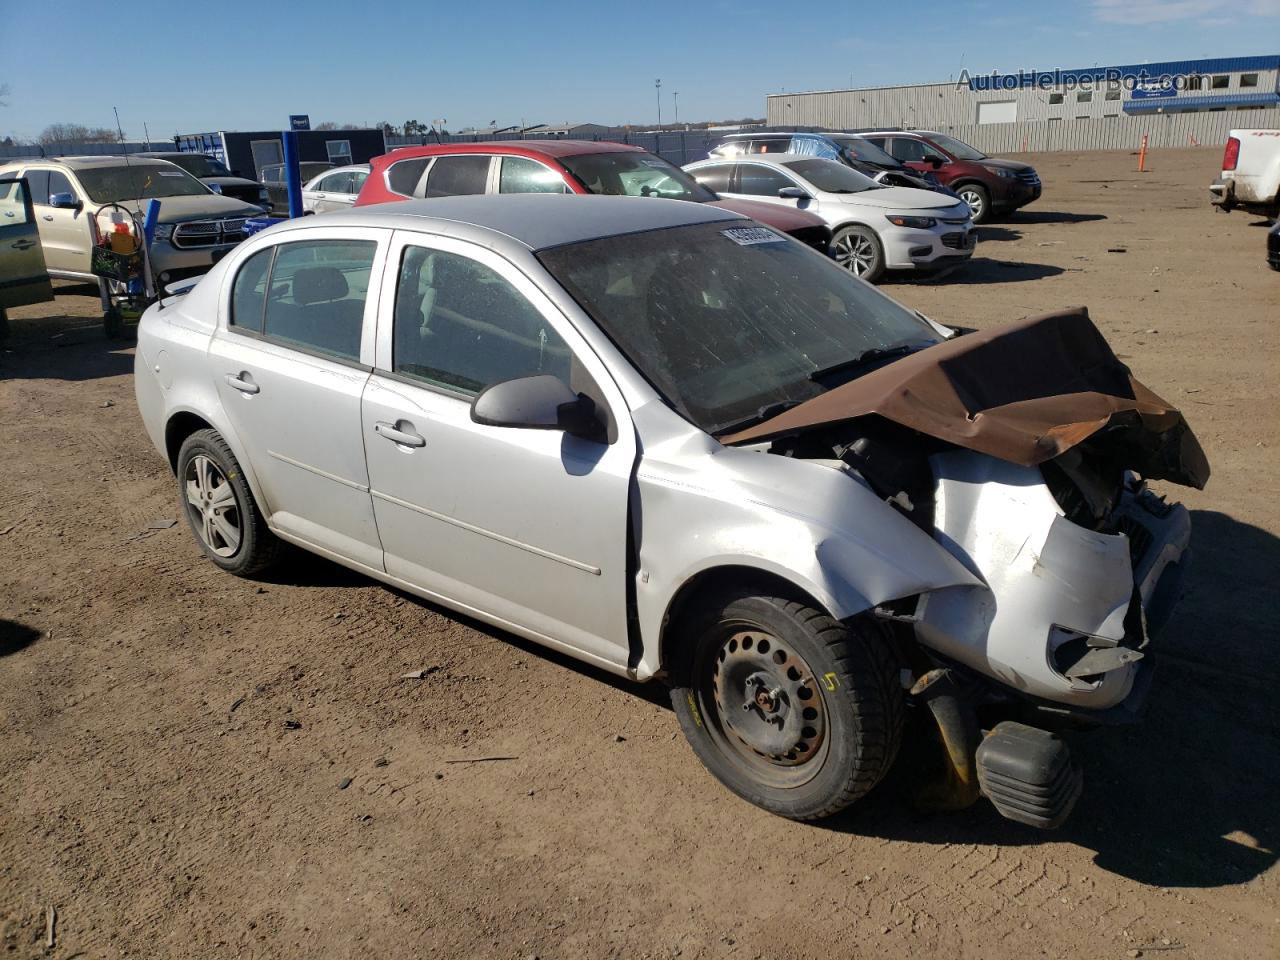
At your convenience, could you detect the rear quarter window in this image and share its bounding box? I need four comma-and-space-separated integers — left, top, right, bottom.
386, 157, 430, 196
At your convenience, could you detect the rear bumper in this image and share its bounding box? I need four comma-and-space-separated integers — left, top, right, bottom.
1209, 177, 1234, 210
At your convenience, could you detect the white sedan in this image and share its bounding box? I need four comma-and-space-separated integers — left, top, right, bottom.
685, 154, 975, 282
302, 164, 370, 214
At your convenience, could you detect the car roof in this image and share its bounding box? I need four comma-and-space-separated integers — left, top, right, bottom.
261, 194, 743, 251
692, 153, 823, 166
379, 139, 643, 162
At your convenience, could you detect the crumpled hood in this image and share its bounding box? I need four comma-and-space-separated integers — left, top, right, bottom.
722, 307, 1210, 489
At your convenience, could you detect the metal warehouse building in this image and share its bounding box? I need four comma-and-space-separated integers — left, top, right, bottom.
767, 55, 1280, 153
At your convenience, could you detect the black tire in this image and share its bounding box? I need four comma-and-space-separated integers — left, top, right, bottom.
956, 183, 990, 223
669, 590, 904, 821
830, 225, 885, 283
0, 308, 9, 341
103, 307, 126, 340
176, 428, 281, 577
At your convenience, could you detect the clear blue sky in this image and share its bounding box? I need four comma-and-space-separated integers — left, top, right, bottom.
2, 0, 1277, 141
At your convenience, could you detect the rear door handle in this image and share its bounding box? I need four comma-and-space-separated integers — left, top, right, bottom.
11, 239, 36, 250
42, 214, 53, 222
375, 420, 426, 448
224, 372, 260, 394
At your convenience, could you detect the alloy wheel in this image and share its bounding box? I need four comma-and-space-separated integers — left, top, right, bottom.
959, 188, 986, 220
184, 454, 241, 558
832, 232, 877, 277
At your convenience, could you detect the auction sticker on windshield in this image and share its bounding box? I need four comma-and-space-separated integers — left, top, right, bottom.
721, 226, 785, 246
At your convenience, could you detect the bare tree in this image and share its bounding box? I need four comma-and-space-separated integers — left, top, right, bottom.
39, 123, 119, 145
314, 121, 339, 131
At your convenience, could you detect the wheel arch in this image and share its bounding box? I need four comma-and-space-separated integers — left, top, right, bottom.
657, 564, 840, 678
165, 410, 216, 471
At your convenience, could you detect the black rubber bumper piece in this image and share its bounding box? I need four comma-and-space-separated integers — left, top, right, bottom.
975, 721, 1082, 829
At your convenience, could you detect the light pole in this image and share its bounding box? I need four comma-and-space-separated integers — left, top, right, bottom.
655, 78, 662, 128
673, 91, 679, 127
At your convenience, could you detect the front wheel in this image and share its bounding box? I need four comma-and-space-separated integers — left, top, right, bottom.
176, 428, 281, 577
956, 183, 990, 223
670, 591, 904, 821
830, 225, 885, 283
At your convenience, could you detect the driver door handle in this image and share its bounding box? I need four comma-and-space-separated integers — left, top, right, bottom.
375, 420, 426, 448
224, 372, 260, 394
42, 214, 54, 222
11, 239, 36, 250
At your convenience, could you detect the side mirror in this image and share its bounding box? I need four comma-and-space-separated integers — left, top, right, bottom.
926, 156, 944, 169
778, 186, 810, 200
471, 375, 603, 441
49, 192, 81, 210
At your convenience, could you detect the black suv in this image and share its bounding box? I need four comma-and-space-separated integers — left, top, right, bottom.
139, 152, 271, 211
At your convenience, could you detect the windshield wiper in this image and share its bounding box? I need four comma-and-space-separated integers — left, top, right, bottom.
807, 343, 923, 383
715, 399, 803, 437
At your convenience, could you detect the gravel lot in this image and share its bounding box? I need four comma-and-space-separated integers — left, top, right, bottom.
1, 147, 1277, 960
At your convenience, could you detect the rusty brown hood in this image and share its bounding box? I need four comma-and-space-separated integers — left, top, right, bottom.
721, 307, 1210, 489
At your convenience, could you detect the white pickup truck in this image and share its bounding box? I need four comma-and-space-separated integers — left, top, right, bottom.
1210, 128, 1280, 217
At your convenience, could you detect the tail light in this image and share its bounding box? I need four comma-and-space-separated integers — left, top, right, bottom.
1223, 136, 1240, 171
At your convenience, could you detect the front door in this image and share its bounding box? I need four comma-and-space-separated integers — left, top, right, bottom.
0, 177, 53, 310
207, 227, 388, 568
726, 162, 805, 210
361, 231, 636, 670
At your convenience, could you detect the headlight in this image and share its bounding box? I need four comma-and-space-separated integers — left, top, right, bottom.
991, 167, 1014, 178
886, 215, 936, 229
152, 224, 175, 242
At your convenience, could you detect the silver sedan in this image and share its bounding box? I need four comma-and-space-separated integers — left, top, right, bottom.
135, 195, 1198, 827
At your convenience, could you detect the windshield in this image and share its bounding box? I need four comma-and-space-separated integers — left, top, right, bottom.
76, 163, 211, 204
781, 159, 881, 194
560, 152, 718, 203
166, 154, 232, 178
828, 136, 900, 168
927, 133, 987, 161
538, 221, 939, 434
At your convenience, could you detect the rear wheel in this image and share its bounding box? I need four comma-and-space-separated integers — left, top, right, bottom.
176, 429, 281, 577
670, 590, 904, 820
956, 183, 990, 223
831, 225, 885, 283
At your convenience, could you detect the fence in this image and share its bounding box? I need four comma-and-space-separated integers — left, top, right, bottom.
0, 140, 172, 161
921, 108, 1280, 155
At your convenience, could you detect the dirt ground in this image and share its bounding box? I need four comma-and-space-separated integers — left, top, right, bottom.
1, 147, 1277, 960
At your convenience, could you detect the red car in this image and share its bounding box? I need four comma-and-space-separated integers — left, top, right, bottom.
354, 140, 831, 251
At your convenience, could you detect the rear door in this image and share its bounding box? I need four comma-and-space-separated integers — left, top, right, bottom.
0, 177, 54, 310
360, 230, 637, 669
208, 227, 388, 567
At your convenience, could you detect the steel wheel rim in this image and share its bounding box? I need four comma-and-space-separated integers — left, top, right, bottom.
960, 189, 984, 218
184, 455, 241, 558
702, 627, 830, 788
833, 232, 876, 276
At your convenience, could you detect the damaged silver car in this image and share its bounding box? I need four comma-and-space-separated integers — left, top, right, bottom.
134, 195, 1207, 828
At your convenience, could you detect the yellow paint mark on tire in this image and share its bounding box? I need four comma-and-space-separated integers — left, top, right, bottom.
686, 691, 702, 728
823, 672, 839, 691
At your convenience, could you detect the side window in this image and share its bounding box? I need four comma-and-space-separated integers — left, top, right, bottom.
862, 137, 887, 150
24, 170, 51, 205
498, 156, 568, 194
260, 240, 377, 362
736, 164, 793, 197
386, 157, 430, 196
46, 171, 74, 202
392, 245, 572, 395
317, 172, 352, 193
422, 156, 490, 198
350, 171, 368, 193
887, 138, 927, 162
230, 247, 273, 334
687, 163, 731, 194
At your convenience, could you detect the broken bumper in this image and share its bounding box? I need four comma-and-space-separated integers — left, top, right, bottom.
914, 454, 1192, 712
1209, 177, 1234, 210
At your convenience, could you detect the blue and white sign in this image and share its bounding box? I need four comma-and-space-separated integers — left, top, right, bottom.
1131, 79, 1178, 100
289, 114, 311, 131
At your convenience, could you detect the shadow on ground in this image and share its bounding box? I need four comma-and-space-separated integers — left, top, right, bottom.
1008, 210, 1108, 225
896, 257, 1065, 285
1, 287, 133, 382
0, 620, 43, 657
